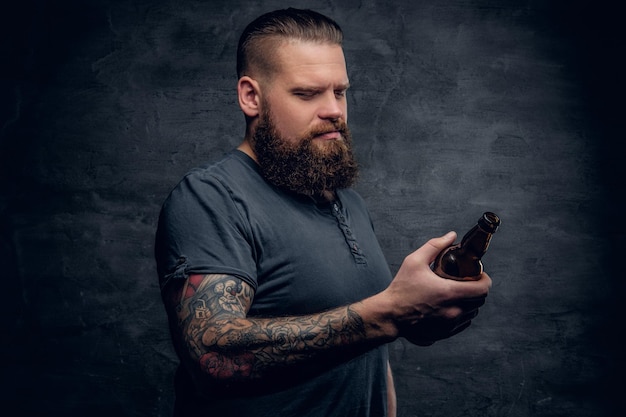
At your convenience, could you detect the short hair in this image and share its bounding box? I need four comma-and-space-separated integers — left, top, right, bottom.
236, 8, 343, 79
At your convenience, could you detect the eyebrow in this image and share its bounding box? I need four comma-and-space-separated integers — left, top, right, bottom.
290, 82, 351, 92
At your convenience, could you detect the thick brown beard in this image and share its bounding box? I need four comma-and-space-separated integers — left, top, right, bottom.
250, 109, 359, 196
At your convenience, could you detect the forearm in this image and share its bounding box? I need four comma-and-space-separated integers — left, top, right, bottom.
185, 296, 397, 381
201, 305, 366, 376
164, 273, 399, 383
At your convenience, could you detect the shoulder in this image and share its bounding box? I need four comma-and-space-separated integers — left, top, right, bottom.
184, 150, 259, 189
163, 151, 262, 207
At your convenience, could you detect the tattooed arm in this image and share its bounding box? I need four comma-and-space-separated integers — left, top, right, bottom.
162, 233, 491, 385
162, 273, 395, 383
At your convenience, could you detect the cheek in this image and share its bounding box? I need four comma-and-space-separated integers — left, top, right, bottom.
274, 104, 313, 140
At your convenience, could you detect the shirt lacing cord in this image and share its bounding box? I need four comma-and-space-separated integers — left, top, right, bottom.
332, 202, 367, 265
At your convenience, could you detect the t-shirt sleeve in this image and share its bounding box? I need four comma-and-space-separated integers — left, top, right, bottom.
154, 171, 257, 291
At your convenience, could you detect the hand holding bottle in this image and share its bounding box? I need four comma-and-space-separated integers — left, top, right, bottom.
378, 232, 492, 346
432, 212, 501, 281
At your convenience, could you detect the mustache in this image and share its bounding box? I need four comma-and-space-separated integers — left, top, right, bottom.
307, 120, 349, 138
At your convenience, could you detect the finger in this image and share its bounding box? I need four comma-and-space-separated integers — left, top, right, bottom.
457, 296, 487, 311
419, 231, 457, 262
449, 320, 472, 336
476, 271, 493, 288
457, 308, 480, 321
446, 274, 492, 301
417, 318, 473, 345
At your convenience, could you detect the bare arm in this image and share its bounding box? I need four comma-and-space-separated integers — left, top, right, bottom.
387, 361, 397, 417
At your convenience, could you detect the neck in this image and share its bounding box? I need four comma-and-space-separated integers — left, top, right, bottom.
237, 139, 257, 162
316, 190, 336, 202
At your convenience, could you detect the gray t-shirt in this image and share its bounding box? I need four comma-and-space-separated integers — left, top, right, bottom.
155, 150, 393, 416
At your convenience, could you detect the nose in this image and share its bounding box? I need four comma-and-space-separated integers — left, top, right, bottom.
318, 91, 345, 121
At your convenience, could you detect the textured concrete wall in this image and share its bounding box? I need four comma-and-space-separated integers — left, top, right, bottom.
1, 0, 623, 416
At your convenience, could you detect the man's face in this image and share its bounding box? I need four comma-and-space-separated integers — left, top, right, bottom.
259, 40, 350, 144
250, 41, 358, 196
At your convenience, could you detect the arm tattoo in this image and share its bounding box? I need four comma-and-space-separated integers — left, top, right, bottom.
173, 274, 367, 382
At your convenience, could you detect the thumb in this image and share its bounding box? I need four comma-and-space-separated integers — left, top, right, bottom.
421, 231, 457, 262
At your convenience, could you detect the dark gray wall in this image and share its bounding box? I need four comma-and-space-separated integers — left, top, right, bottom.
1, 0, 623, 416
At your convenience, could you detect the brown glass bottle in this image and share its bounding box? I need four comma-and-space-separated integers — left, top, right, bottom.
432, 212, 501, 281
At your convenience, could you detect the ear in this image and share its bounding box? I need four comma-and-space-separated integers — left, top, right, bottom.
238, 76, 261, 118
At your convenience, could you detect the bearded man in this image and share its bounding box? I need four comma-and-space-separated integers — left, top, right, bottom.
155, 8, 491, 417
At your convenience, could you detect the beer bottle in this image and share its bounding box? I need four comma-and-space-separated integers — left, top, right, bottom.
432, 212, 501, 281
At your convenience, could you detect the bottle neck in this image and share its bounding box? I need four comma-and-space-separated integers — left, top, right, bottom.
459, 225, 493, 258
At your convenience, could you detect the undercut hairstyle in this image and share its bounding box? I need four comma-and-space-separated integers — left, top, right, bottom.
236, 8, 344, 80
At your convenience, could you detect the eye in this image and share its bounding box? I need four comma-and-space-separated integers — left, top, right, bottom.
334, 89, 347, 98
293, 90, 317, 99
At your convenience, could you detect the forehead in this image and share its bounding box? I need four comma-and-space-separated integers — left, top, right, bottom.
271, 40, 348, 87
